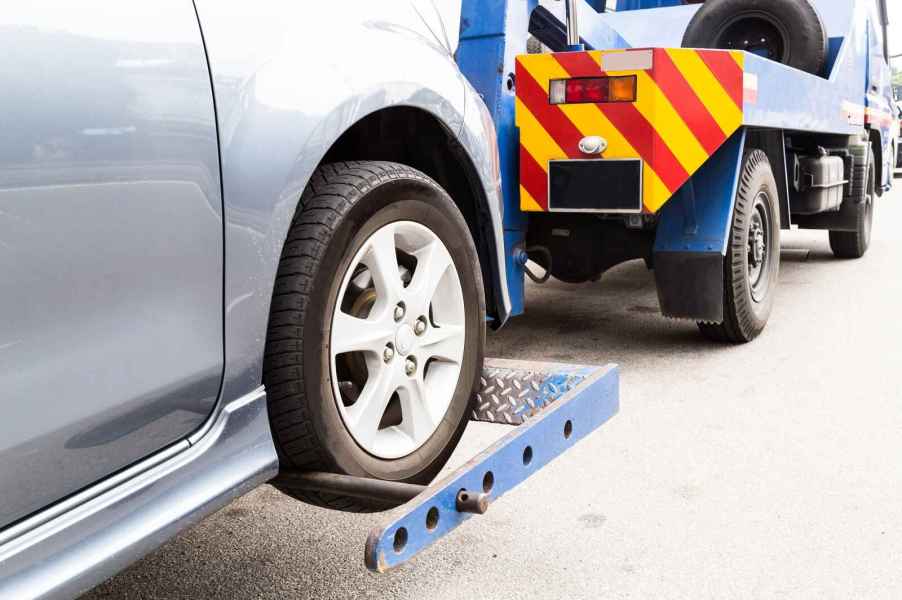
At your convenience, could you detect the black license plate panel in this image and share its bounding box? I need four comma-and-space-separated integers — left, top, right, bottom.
548, 159, 643, 213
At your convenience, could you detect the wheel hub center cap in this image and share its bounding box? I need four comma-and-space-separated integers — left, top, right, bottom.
395, 325, 416, 356
750, 226, 765, 267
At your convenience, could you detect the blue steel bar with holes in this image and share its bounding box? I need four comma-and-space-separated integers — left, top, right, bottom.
364, 361, 619, 572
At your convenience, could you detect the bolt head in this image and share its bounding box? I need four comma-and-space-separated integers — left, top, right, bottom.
405, 359, 417, 376
394, 304, 405, 322
383, 346, 395, 363
414, 319, 427, 335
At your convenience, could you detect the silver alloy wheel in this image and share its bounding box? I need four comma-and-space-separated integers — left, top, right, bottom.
330, 221, 466, 459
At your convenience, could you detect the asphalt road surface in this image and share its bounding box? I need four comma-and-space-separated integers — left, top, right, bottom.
85, 183, 902, 600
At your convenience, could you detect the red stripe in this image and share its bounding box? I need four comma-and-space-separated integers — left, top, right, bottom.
520, 144, 548, 210
552, 52, 689, 192
515, 61, 583, 159
650, 49, 726, 155
696, 50, 744, 109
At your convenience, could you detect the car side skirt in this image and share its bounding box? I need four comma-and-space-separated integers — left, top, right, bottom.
0, 388, 278, 600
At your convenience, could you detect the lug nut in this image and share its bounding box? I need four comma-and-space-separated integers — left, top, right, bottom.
405, 358, 417, 376
394, 303, 406, 322
414, 317, 427, 336
383, 345, 395, 363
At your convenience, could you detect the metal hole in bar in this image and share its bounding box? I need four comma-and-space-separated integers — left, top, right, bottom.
564, 420, 573, 439
425, 507, 440, 532
523, 446, 533, 466
482, 471, 495, 493
393, 527, 408, 554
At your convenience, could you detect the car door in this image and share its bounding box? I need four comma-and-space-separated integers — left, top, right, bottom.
0, 1, 223, 529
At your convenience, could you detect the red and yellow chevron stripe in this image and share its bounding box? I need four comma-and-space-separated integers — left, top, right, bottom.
515, 48, 746, 213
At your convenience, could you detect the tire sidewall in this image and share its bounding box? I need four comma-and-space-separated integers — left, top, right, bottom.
731, 151, 781, 332
302, 179, 484, 483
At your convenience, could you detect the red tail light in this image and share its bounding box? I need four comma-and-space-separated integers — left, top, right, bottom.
549, 75, 637, 105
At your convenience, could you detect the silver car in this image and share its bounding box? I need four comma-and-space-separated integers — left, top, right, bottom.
0, 2, 509, 597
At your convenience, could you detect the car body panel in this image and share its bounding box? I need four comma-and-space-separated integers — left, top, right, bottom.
193, 0, 510, 404
0, 0, 224, 529
0, 388, 277, 600
0, 0, 510, 594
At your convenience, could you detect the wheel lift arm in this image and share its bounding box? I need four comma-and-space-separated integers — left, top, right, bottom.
364, 360, 619, 572
280, 360, 619, 572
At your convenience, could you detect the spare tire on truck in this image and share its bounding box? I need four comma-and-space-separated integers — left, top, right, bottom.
681, 0, 828, 76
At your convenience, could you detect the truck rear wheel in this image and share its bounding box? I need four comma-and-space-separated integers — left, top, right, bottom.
265, 161, 485, 511
698, 149, 780, 343
829, 146, 875, 259
681, 0, 828, 76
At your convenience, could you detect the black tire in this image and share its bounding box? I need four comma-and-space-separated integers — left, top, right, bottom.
830, 146, 875, 259
698, 149, 781, 343
681, 0, 828, 76
264, 161, 485, 512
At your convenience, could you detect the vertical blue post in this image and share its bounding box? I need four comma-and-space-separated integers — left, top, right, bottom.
456, 0, 538, 317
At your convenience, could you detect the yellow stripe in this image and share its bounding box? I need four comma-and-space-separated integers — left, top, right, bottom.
666, 49, 743, 135
519, 53, 569, 93
515, 97, 563, 171
730, 50, 744, 70
520, 185, 543, 212
643, 166, 672, 213
634, 70, 710, 173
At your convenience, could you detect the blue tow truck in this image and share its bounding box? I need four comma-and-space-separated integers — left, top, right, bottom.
369, 0, 895, 569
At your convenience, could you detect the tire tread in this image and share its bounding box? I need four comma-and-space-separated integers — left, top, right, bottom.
263, 161, 467, 511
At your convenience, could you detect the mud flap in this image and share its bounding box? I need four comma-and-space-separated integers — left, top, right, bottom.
653, 130, 747, 322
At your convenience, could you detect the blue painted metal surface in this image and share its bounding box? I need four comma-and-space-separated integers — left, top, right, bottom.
365, 360, 619, 573
457, 0, 538, 317
616, 0, 681, 10
654, 130, 747, 256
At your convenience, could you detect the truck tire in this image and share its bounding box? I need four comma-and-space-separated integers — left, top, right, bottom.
830, 146, 875, 259
681, 0, 828, 76
265, 161, 485, 511
698, 149, 780, 343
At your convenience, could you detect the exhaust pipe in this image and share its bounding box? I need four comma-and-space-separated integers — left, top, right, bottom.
565, 0, 583, 50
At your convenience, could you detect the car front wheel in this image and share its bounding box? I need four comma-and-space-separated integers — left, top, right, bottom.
264, 161, 485, 511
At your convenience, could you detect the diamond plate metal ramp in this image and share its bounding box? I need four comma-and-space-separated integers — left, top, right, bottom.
472, 358, 597, 425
